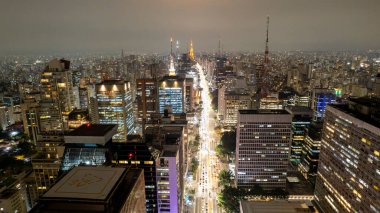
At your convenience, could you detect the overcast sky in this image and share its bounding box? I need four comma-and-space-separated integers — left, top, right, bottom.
1, 0, 379, 55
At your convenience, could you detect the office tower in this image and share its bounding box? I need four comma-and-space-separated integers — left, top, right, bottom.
67, 109, 89, 130
311, 88, 336, 121
39, 59, 74, 132
314, 97, 380, 213
31, 134, 65, 195
111, 142, 158, 213
60, 124, 117, 171
144, 114, 186, 213
218, 85, 226, 120
299, 122, 322, 183
156, 141, 182, 213
96, 80, 134, 142
158, 76, 185, 114
31, 167, 146, 213
136, 78, 158, 126
185, 78, 194, 112
285, 106, 313, 165
21, 100, 40, 144
235, 110, 292, 190
223, 90, 251, 127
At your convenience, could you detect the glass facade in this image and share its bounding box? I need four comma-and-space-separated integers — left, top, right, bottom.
96, 81, 134, 142
158, 78, 184, 114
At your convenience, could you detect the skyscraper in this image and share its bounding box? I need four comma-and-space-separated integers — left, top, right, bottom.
285, 106, 313, 165
136, 78, 158, 126
311, 88, 336, 121
235, 110, 292, 190
314, 97, 380, 213
95, 80, 134, 142
39, 59, 74, 132
158, 76, 184, 114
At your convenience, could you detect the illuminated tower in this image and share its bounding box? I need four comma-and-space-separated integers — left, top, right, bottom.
264, 16, 270, 66
95, 80, 134, 142
189, 40, 195, 61
169, 37, 176, 76
39, 58, 74, 132
176, 40, 180, 59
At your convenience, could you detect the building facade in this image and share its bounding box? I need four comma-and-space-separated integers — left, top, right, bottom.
158, 76, 184, 114
314, 98, 380, 213
235, 110, 292, 190
96, 80, 134, 142
39, 59, 74, 132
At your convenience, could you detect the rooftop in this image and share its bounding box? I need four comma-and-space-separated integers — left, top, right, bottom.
67, 124, 117, 137
329, 97, 380, 128
285, 106, 313, 114
42, 166, 125, 200
96, 80, 127, 85
239, 109, 290, 115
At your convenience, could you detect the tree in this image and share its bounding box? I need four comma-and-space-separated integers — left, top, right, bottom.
190, 157, 199, 175
218, 169, 234, 187
220, 131, 236, 154
217, 186, 244, 213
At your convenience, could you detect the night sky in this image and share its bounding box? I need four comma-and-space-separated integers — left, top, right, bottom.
1, 0, 379, 55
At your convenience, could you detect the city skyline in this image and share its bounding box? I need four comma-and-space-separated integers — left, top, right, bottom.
1, 0, 380, 55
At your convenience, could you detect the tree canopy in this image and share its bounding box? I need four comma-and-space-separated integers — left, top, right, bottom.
220, 131, 236, 154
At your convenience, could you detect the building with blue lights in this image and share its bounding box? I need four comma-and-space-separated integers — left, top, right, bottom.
158, 76, 185, 114
311, 88, 336, 121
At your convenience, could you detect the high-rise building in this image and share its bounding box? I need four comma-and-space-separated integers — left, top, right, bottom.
235, 110, 292, 190
111, 142, 158, 213
314, 97, 380, 213
285, 106, 313, 165
223, 90, 251, 127
96, 80, 134, 142
156, 141, 182, 213
39, 59, 74, 132
185, 78, 194, 112
21, 100, 40, 144
311, 88, 336, 121
158, 76, 185, 114
31, 134, 65, 195
136, 78, 158, 126
299, 122, 322, 183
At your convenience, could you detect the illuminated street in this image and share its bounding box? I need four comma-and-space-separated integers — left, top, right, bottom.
194, 63, 224, 213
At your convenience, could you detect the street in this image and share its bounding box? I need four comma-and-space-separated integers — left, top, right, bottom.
194, 63, 224, 213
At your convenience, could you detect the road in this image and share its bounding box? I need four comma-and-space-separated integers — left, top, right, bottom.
194, 63, 224, 213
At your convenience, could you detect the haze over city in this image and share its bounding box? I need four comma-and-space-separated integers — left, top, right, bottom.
0, 1, 380, 213
1, 0, 380, 55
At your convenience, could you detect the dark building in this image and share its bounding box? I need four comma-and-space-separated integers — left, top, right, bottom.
299, 122, 322, 184
285, 106, 313, 165
111, 142, 158, 213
